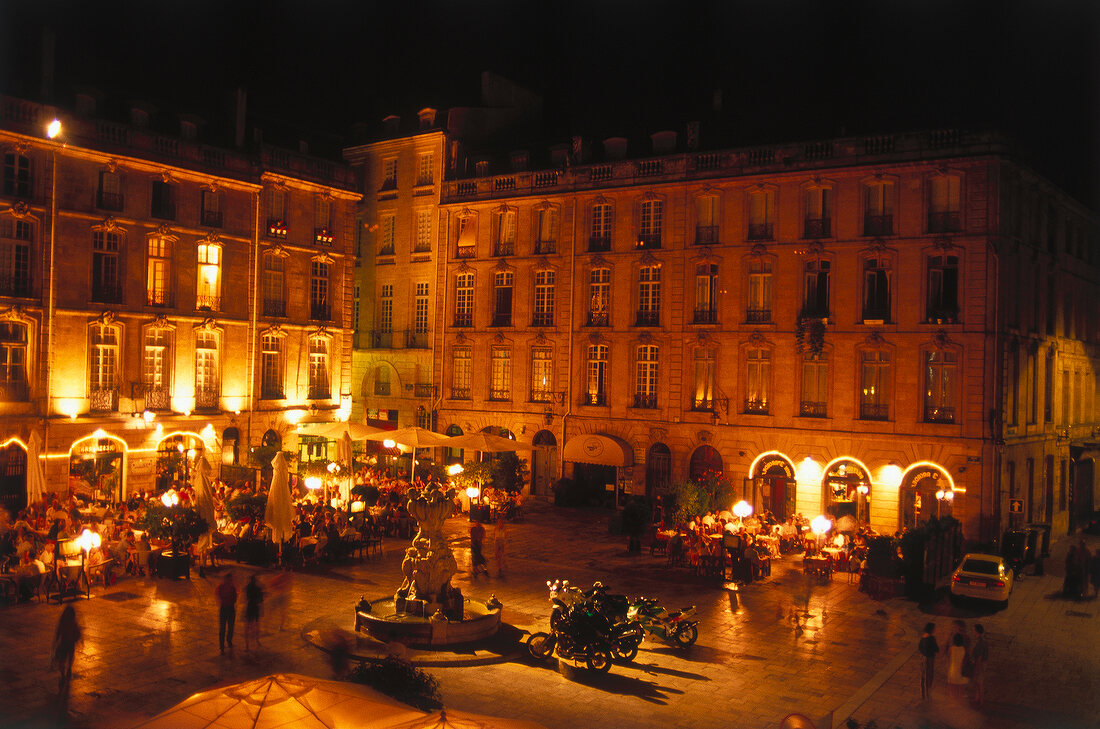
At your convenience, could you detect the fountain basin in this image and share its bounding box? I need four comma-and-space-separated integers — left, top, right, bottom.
354, 597, 501, 648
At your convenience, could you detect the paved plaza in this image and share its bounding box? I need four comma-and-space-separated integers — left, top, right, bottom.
1, 502, 1097, 729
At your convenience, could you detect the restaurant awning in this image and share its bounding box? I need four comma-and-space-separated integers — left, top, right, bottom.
562, 433, 633, 467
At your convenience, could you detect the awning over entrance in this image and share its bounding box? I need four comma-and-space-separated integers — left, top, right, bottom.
562, 433, 633, 467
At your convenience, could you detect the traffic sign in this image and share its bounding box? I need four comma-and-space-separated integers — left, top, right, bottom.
1009, 498, 1023, 514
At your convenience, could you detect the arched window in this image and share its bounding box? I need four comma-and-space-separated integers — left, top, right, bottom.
261, 429, 281, 449
444, 424, 463, 463
689, 445, 722, 483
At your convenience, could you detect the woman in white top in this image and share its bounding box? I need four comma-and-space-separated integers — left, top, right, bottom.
946, 632, 970, 698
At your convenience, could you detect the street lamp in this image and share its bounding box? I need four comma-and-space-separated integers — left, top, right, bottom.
935, 488, 954, 518
810, 515, 831, 549
732, 499, 753, 527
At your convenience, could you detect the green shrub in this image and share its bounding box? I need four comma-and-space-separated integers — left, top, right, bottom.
226, 494, 267, 523
351, 483, 381, 506
348, 654, 442, 711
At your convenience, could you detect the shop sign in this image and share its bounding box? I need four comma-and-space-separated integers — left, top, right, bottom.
76, 438, 119, 456
755, 456, 794, 479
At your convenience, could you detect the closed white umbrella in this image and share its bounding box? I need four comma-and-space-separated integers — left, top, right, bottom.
190, 453, 217, 550
25, 431, 47, 506
298, 422, 384, 440
383, 708, 550, 729
338, 431, 355, 502
265, 452, 295, 544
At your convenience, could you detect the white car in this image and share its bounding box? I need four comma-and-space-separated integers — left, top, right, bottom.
950, 553, 1013, 606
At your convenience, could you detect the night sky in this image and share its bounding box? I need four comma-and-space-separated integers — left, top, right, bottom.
1, 0, 1096, 205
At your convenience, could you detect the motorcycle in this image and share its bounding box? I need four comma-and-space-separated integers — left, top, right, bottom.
527, 580, 643, 669
626, 596, 699, 648
527, 584, 614, 673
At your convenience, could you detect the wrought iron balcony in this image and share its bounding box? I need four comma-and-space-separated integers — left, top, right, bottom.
924, 406, 955, 423
928, 211, 961, 233
635, 309, 660, 327
586, 311, 609, 327
804, 217, 831, 238
584, 393, 606, 406
453, 313, 473, 328
450, 387, 470, 400
493, 241, 514, 257
530, 389, 553, 403
370, 330, 394, 348
90, 388, 118, 412
744, 398, 769, 414
202, 209, 223, 228
693, 307, 718, 324
633, 393, 657, 409
860, 403, 889, 421
0, 275, 32, 298
746, 307, 771, 323
196, 294, 220, 311
413, 383, 435, 398
800, 401, 827, 417
491, 313, 511, 327
534, 239, 556, 255
266, 219, 288, 238
0, 380, 28, 402
144, 385, 170, 410
926, 307, 958, 324
91, 282, 123, 304
455, 245, 476, 259
489, 388, 510, 401
146, 289, 171, 307
864, 214, 893, 236
636, 232, 661, 250
531, 312, 554, 327
588, 236, 611, 252
695, 225, 719, 245
311, 302, 331, 321
691, 397, 714, 412
263, 298, 286, 317
260, 384, 285, 400
195, 385, 219, 410
406, 330, 430, 349
748, 222, 773, 240
97, 190, 124, 212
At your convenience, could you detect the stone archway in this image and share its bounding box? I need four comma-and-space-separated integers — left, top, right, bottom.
688, 445, 722, 482
751, 453, 796, 521
900, 464, 952, 530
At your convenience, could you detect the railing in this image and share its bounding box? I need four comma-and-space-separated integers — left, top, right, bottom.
693, 307, 718, 324
530, 389, 552, 403
584, 393, 606, 406
97, 190, 124, 212
90, 388, 118, 412
144, 385, 170, 410
633, 393, 657, 409
491, 313, 512, 327
371, 330, 394, 348
695, 225, 719, 245
534, 171, 558, 187
695, 153, 722, 170
489, 388, 510, 401
748, 222, 773, 240
588, 236, 611, 252
308, 386, 330, 401
534, 239, 556, 255
590, 165, 613, 182
0, 380, 28, 402
532, 312, 554, 327
493, 177, 516, 192
860, 403, 889, 421
746, 307, 771, 323
413, 383, 434, 398
455, 181, 477, 196
151, 201, 176, 221
92, 282, 123, 304
691, 398, 714, 412
928, 211, 961, 233
311, 302, 331, 321
636, 160, 663, 176
744, 399, 769, 414
926, 307, 958, 324
260, 385, 285, 400
202, 209, 222, 227
450, 387, 470, 400
635, 309, 659, 327
195, 386, 219, 410
864, 214, 893, 236
586, 311, 609, 327
263, 298, 286, 317
924, 406, 955, 424
379, 178, 397, 192
196, 294, 220, 311
406, 330, 430, 349
800, 401, 827, 417
804, 217, 831, 238
636, 232, 661, 249
453, 313, 473, 328
455, 245, 476, 259
0, 276, 32, 298
493, 241, 514, 257
412, 242, 432, 253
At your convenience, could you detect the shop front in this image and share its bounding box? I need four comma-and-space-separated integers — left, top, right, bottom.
68, 435, 126, 502
748, 452, 797, 521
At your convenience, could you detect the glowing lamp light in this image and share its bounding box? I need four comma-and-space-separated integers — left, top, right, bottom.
335, 407, 351, 422
465, 486, 481, 500
155, 423, 163, 435
810, 515, 832, 537
78, 528, 101, 553
350, 501, 366, 513
186, 448, 196, 460
47, 119, 62, 139
201, 423, 216, 441
92, 428, 108, 440
284, 409, 306, 424
177, 443, 185, 453
447, 463, 464, 477
161, 490, 179, 508
383, 439, 396, 450
936, 488, 954, 502
142, 410, 156, 423
879, 464, 904, 489
797, 457, 822, 484
327, 462, 339, 474
732, 500, 753, 520
330, 498, 340, 509
304, 476, 322, 491
857, 483, 870, 496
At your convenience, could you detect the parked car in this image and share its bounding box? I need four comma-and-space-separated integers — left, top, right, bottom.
950, 553, 1014, 607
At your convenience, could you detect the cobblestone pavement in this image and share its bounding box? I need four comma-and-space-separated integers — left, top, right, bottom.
0, 501, 1096, 729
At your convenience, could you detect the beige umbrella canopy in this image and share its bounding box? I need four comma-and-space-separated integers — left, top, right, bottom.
190, 453, 217, 551
130, 673, 424, 729
439, 432, 535, 454
362, 427, 451, 483
265, 452, 295, 544
298, 422, 385, 440
384, 708, 550, 729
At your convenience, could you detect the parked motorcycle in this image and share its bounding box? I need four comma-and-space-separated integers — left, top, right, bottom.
527, 582, 614, 673
626, 596, 699, 648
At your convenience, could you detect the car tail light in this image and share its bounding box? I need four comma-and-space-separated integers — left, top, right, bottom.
995, 580, 1005, 587
952, 575, 962, 582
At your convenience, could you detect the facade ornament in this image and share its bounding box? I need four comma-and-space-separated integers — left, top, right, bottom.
696, 331, 713, 345
266, 245, 290, 259
932, 330, 952, 350
154, 223, 174, 238
160, 170, 175, 184
99, 216, 119, 232
0, 305, 27, 321
533, 256, 553, 271
640, 190, 660, 202
750, 242, 768, 256
309, 326, 331, 339
747, 330, 768, 347
696, 429, 713, 444
868, 238, 888, 254
198, 232, 222, 246
454, 261, 474, 275
105, 160, 119, 174
311, 252, 335, 265
149, 314, 175, 330
533, 331, 549, 345
11, 142, 28, 156
259, 324, 285, 338
93, 311, 118, 326
637, 332, 653, 344
932, 236, 955, 250
649, 427, 668, 441
11, 200, 28, 217
588, 254, 608, 267
459, 207, 475, 218
592, 194, 611, 206
493, 259, 513, 272
864, 330, 886, 347
587, 333, 604, 345
638, 251, 659, 266
453, 332, 468, 344
194, 317, 220, 332
492, 332, 507, 344
804, 241, 824, 257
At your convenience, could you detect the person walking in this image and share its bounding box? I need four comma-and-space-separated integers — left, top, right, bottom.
946, 633, 970, 699
52, 605, 81, 694
1074, 538, 1091, 600
469, 520, 488, 577
215, 571, 237, 654
244, 574, 264, 651
918, 622, 939, 699
970, 623, 989, 707
494, 517, 508, 577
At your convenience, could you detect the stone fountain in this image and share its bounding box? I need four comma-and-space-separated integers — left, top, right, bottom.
354, 483, 501, 647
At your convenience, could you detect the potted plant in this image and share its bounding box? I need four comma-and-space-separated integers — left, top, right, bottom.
140, 502, 209, 579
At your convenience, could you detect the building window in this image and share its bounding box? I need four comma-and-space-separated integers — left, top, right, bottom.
803, 259, 830, 318
378, 284, 393, 344
530, 348, 552, 402
694, 264, 718, 324
1006, 344, 1019, 426
267, 189, 288, 238
695, 195, 719, 245
638, 200, 662, 249
308, 337, 329, 399
353, 283, 360, 333
533, 271, 555, 326
493, 208, 517, 256
413, 282, 430, 338
2, 153, 31, 198
863, 180, 894, 236
634, 345, 658, 408
417, 153, 434, 186
0, 322, 28, 402
374, 365, 390, 397
492, 271, 513, 326
586, 344, 608, 405
201, 189, 222, 227
260, 334, 283, 399
194, 331, 219, 409
92, 230, 123, 303
451, 347, 471, 399
804, 187, 832, 238
745, 348, 770, 413
379, 215, 396, 255
924, 350, 957, 423
262, 253, 285, 317
801, 354, 828, 417
454, 273, 474, 327
490, 347, 511, 400
535, 207, 559, 254
151, 180, 175, 220
860, 350, 890, 420
315, 198, 333, 244
455, 216, 476, 258
145, 237, 171, 307
381, 158, 397, 190
196, 243, 221, 311
1026, 348, 1038, 425
748, 189, 775, 240
1044, 349, 1054, 422
590, 203, 612, 251
587, 268, 610, 326
414, 210, 432, 252
636, 265, 661, 326
311, 261, 330, 320
928, 174, 962, 233
862, 257, 891, 322
97, 170, 123, 212
141, 328, 170, 409
0, 217, 32, 297
692, 348, 715, 411
89, 324, 119, 410
747, 259, 772, 323
927, 254, 959, 322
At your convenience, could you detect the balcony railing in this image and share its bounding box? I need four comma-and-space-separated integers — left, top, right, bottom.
695, 225, 719, 245
413, 383, 435, 398
636, 232, 661, 250
924, 406, 955, 423
633, 393, 657, 409
693, 307, 718, 324
196, 294, 220, 311
489, 388, 510, 401
862, 306, 890, 323
691, 397, 714, 412
926, 307, 958, 324
744, 398, 769, 414
263, 298, 286, 317
748, 222, 774, 240
864, 214, 893, 236
267, 219, 288, 238
531, 312, 554, 327
144, 385, 170, 410
493, 241, 515, 257
453, 313, 473, 328
635, 309, 660, 327
406, 330, 430, 349
746, 307, 771, 323
491, 313, 511, 327
202, 209, 223, 227
308, 386, 330, 400
151, 201, 176, 221
530, 389, 553, 403
97, 190, 124, 212
804, 217, 831, 238
588, 236, 611, 252
195, 385, 219, 410
586, 311, 609, 327
260, 384, 285, 400
146, 289, 171, 307
584, 393, 607, 406
0, 276, 32, 298
800, 401, 827, 417
455, 245, 476, 259
928, 211, 961, 233
534, 239, 556, 255
860, 403, 889, 421
801, 305, 830, 320
90, 388, 118, 412
371, 330, 394, 348
0, 380, 28, 402
450, 387, 470, 400
311, 302, 331, 321
91, 282, 123, 304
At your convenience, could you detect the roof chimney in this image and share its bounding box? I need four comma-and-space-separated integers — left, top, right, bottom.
418, 108, 437, 129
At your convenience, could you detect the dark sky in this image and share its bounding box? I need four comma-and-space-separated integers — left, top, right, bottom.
2, 0, 1097, 205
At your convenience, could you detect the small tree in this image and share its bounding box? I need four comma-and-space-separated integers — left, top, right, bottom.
226, 494, 268, 524
492, 452, 529, 493
141, 503, 208, 554
451, 461, 493, 495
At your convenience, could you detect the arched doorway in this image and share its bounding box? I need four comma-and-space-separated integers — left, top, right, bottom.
69, 436, 125, 502
645, 443, 671, 500
221, 427, 240, 466
900, 464, 953, 529
0, 441, 27, 515
751, 453, 796, 521
443, 424, 463, 464
822, 459, 870, 526
688, 445, 722, 482
531, 429, 557, 497
155, 433, 207, 493
261, 429, 281, 449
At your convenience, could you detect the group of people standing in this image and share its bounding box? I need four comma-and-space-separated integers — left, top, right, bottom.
917, 619, 989, 707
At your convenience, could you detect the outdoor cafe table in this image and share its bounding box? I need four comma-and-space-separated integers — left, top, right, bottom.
803, 555, 833, 581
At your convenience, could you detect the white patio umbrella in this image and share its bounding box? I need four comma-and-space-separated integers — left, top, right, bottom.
130, 673, 423, 729
25, 431, 48, 506
337, 430, 355, 502
265, 451, 295, 545
439, 432, 535, 454
298, 422, 385, 440
190, 453, 217, 551
362, 427, 451, 484
382, 708, 550, 729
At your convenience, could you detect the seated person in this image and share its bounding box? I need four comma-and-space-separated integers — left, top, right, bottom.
86, 545, 110, 583
14, 550, 45, 601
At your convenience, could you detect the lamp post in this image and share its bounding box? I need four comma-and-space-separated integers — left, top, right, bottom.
810, 515, 831, 549
732, 499, 753, 528
935, 488, 954, 518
